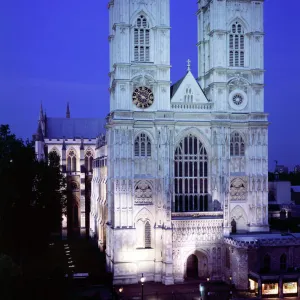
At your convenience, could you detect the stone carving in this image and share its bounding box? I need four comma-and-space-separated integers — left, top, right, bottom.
228, 76, 249, 93
172, 219, 223, 246
230, 177, 247, 201
134, 180, 153, 205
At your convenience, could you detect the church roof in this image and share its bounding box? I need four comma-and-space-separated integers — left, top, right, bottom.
45, 118, 106, 139
170, 71, 208, 103
170, 73, 187, 98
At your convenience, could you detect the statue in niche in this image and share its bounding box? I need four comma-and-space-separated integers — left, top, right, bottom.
231, 218, 237, 234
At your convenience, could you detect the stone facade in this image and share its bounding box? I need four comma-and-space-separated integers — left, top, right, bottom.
103, 0, 269, 286
34, 0, 300, 294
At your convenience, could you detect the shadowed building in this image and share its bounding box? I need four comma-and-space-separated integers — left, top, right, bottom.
34, 104, 105, 236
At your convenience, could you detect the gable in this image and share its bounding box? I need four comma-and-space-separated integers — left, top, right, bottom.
171, 71, 208, 103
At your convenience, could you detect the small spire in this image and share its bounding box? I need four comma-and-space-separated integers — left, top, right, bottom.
66, 102, 70, 118
80, 137, 84, 150
62, 138, 66, 150
35, 122, 44, 142
39, 102, 44, 121
187, 59, 191, 72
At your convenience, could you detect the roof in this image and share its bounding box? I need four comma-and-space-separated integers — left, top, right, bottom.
231, 233, 300, 241
291, 186, 300, 193
45, 118, 106, 139
170, 73, 187, 98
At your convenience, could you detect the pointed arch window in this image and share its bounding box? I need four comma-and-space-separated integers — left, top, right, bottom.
280, 254, 287, 271
145, 221, 151, 248
230, 132, 245, 157
174, 135, 209, 212
184, 87, 193, 103
134, 15, 150, 62
134, 133, 151, 157
85, 149, 94, 173
229, 22, 245, 67
67, 149, 77, 172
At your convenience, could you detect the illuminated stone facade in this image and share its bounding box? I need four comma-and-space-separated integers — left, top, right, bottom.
34, 0, 300, 293
102, 0, 269, 286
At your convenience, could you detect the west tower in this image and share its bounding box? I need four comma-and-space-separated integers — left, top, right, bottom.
106, 0, 174, 285
108, 0, 171, 112
197, 0, 269, 233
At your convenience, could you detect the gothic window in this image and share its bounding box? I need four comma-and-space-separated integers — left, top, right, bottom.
229, 22, 245, 67
174, 134, 209, 212
280, 254, 287, 271
263, 254, 271, 272
136, 219, 151, 249
230, 132, 245, 156
85, 149, 94, 173
134, 133, 151, 157
184, 88, 193, 102
134, 15, 150, 62
145, 221, 151, 248
67, 149, 77, 172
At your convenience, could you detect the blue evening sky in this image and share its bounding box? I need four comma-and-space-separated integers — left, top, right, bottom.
0, 0, 299, 171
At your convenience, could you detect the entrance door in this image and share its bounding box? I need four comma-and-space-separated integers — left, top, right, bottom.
186, 254, 198, 278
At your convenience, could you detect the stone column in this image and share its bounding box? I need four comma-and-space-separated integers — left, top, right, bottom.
257, 278, 262, 298
279, 276, 283, 298
80, 141, 86, 235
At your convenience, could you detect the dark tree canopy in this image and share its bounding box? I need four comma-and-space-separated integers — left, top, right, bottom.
0, 124, 67, 266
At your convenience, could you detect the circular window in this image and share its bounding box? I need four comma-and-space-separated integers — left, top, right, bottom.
229, 90, 248, 110
232, 93, 244, 106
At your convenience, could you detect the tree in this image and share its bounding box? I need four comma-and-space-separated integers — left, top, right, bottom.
0, 124, 67, 262
33, 151, 67, 235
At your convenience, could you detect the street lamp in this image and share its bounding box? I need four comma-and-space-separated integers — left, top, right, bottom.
229, 276, 233, 299
118, 287, 123, 300
207, 277, 210, 298
140, 273, 145, 300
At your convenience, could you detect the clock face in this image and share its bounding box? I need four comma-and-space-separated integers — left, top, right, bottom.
132, 86, 154, 108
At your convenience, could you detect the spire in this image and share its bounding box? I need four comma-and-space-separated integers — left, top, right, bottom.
187, 59, 191, 72
66, 102, 70, 118
35, 121, 44, 142
39, 102, 44, 121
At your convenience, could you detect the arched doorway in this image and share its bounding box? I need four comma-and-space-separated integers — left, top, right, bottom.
186, 254, 198, 278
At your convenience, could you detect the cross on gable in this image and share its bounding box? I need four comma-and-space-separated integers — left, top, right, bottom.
187, 59, 191, 72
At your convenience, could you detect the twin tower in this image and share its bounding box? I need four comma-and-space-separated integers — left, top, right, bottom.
105, 0, 268, 285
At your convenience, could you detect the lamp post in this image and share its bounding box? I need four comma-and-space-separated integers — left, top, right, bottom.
229, 276, 233, 299
207, 277, 210, 299
118, 287, 123, 300
141, 273, 145, 300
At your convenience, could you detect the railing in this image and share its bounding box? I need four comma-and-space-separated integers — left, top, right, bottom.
171, 102, 213, 111
172, 211, 223, 218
